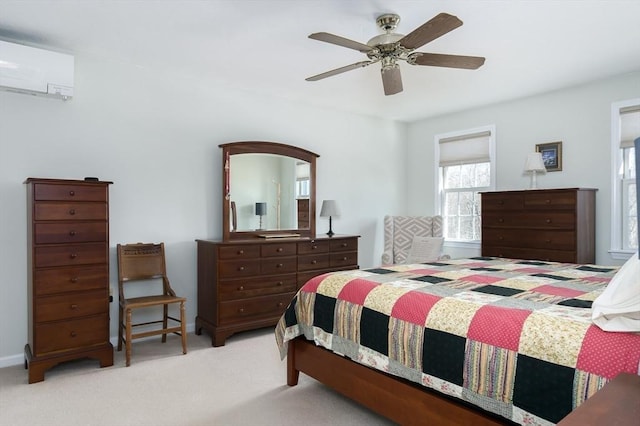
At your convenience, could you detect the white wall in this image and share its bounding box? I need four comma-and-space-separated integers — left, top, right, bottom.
0, 54, 407, 363
406, 71, 640, 262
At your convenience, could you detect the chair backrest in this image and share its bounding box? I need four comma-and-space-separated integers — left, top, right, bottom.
117, 243, 174, 298
382, 215, 443, 264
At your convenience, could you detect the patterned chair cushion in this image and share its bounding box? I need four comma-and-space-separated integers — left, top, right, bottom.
382, 215, 444, 265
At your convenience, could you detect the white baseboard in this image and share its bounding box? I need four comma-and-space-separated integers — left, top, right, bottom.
0, 322, 197, 369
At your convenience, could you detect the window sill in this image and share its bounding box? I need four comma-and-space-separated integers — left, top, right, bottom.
608, 249, 636, 261
444, 240, 481, 250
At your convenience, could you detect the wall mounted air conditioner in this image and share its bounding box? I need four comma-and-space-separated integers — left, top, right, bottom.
0, 40, 74, 100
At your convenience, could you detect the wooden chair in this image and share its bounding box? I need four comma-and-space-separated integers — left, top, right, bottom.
116, 242, 187, 366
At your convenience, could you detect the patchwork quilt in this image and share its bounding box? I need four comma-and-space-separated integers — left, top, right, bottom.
275, 257, 640, 425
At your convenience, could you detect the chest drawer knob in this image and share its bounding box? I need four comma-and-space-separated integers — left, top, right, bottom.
498, 236, 504, 240
277, 281, 283, 286
545, 199, 551, 204
277, 247, 283, 252
69, 230, 77, 236
546, 239, 551, 243
341, 243, 348, 248
498, 218, 504, 223
70, 253, 78, 259
70, 331, 77, 337
278, 302, 284, 307
70, 277, 79, 283
70, 304, 78, 310
68, 209, 76, 215
238, 308, 245, 313
311, 260, 317, 265
238, 266, 245, 271
312, 245, 318, 250
237, 249, 244, 255
341, 256, 348, 261
69, 190, 75, 196
238, 285, 244, 291
545, 219, 552, 224
276, 263, 283, 268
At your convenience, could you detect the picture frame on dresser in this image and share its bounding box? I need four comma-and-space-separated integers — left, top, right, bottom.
536, 141, 563, 172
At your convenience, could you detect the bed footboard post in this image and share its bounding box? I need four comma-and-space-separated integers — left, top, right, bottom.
287, 340, 299, 386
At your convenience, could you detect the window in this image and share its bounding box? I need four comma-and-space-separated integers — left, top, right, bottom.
611, 100, 640, 257
435, 126, 496, 243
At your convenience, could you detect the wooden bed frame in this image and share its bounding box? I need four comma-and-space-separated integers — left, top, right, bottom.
286, 337, 514, 425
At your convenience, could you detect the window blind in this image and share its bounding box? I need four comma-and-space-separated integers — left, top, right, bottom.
620, 106, 640, 149
439, 130, 492, 166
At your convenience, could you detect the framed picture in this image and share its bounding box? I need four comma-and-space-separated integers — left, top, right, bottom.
536, 141, 563, 172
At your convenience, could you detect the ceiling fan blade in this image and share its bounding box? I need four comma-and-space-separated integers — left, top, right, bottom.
381, 66, 403, 96
306, 60, 374, 81
408, 52, 485, 69
398, 13, 463, 50
308, 32, 372, 53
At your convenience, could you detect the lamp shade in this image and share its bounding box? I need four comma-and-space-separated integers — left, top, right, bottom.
524, 152, 546, 172
255, 202, 267, 216
320, 200, 339, 217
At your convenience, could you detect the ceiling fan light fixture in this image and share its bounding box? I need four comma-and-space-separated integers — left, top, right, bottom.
367, 32, 404, 47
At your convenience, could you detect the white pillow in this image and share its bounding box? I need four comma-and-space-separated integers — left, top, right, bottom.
592, 252, 640, 332
406, 236, 444, 264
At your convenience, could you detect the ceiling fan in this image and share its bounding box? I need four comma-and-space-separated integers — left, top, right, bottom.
306, 12, 485, 96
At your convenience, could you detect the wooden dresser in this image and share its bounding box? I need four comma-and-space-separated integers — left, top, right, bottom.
25, 178, 114, 383
481, 188, 596, 263
196, 234, 359, 346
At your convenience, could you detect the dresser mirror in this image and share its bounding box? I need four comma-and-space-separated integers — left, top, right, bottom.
220, 141, 319, 241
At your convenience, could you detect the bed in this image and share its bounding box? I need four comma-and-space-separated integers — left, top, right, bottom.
275, 257, 640, 425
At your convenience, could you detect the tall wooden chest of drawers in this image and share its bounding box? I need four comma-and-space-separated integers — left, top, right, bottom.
481, 188, 596, 263
25, 178, 114, 383
196, 235, 359, 346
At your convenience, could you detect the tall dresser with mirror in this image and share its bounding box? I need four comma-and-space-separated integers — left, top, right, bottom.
196, 142, 359, 346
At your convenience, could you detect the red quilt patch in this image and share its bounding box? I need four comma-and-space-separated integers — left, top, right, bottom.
467, 305, 532, 351
576, 326, 640, 379
337, 278, 378, 305
391, 291, 442, 325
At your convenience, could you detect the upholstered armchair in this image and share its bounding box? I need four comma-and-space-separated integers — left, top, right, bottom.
381, 215, 445, 265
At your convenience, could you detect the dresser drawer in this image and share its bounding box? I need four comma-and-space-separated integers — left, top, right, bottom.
218, 244, 260, 260
219, 292, 296, 324
34, 222, 107, 244
298, 240, 330, 254
34, 314, 109, 355
35, 243, 108, 268
36, 290, 108, 322
330, 251, 358, 268
34, 202, 108, 221
482, 212, 576, 229
298, 253, 330, 271
218, 274, 297, 301
482, 229, 576, 251
261, 243, 296, 257
218, 259, 261, 278
34, 183, 108, 202
330, 238, 358, 252
482, 246, 577, 263
261, 257, 297, 274
35, 265, 108, 296
524, 191, 577, 209
481, 193, 524, 210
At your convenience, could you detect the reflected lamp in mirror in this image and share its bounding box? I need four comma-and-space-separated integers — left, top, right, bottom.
524, 152, 546, 189
255, 202, 267, 230
320, 200, 340, 237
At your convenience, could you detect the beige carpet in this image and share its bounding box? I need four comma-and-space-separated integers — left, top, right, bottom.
0, 329, 394, 426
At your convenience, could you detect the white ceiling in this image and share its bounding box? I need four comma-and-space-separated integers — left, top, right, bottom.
1, 0, 639, 122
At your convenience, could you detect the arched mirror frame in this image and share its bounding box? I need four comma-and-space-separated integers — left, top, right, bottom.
220, 141, 319, 241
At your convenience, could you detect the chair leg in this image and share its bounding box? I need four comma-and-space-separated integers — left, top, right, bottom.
117, 305, 123, 351
162, 304, 168, 343
125, 308, 132, 367
180, 301, 187, 355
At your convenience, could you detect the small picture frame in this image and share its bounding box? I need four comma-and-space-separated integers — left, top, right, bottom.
536, 141, 563, 172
